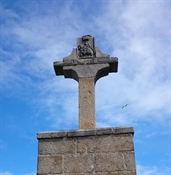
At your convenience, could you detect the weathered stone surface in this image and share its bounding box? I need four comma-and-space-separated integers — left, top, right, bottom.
77, 35, 95, 58
94, 172, 136, 175
96, 128, 113, 135
95, 135, 133, 152
57, 173, 136, 175
63, 174, 93, 175
53, 172, 136, 175
87, 137, 96, 153
77, 137, 96, 153
37, 130, 67, 139
95, 153, 124, 171
77, 138, 87, 153
67, 129, 96, 137
63, 174, 94, 175
39, 138, 76, 155
54, 35, 118, 129
79, 77, 95, 129
114, 127, 134, 135
123, 152, 136, 170
64, 63, 110, 81
107, 172, 136, 175
64, 154, 94, 173
37, 155, 62, 174
37, 127, 134, 139
37, 127, 137, 175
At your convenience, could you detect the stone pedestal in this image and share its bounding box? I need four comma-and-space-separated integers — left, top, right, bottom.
37, 127, 137, 175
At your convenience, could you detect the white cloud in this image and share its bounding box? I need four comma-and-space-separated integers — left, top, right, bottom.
24, 172, 36, 175
94, 0, 170, 126
0, 172, 13, 175
0, 1, 170, 174
0, 0, 170, 128
137, 165, 170, 175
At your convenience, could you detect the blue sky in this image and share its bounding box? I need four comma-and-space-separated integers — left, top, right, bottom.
0, 0, 170, 175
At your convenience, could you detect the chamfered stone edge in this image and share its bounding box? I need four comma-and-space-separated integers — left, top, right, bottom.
37, 127, 134, 139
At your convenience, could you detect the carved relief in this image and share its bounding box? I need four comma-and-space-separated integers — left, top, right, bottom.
77, 35, 95, 58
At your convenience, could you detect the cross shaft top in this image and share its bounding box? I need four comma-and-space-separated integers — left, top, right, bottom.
54, 35, 118, 129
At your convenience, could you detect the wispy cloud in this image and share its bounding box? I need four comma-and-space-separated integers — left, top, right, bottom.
24, 172, 36, 175
0, 172, 36, 175
0, 0, 170, 128
95, 0, 170, 126
0, 1, 170, 174
0, 172, 13, 175
137, 164, 170, 175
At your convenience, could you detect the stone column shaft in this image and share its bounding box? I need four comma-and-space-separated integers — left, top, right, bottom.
79, 77, 95, 129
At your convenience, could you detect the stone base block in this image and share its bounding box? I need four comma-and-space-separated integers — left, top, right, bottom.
37, 127, 137, 175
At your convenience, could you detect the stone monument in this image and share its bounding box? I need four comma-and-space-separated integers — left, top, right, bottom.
37, 35, 137, 175
54, 35, 118, 129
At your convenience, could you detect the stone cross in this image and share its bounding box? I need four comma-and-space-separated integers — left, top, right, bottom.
54, 35, 118, 129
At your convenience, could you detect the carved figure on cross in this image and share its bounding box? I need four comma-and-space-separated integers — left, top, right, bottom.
54, 35, 118, 129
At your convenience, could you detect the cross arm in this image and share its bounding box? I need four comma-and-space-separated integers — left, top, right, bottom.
53, 57, 118, 81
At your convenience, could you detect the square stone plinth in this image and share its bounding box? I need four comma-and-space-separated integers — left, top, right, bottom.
37, 127, 137, 175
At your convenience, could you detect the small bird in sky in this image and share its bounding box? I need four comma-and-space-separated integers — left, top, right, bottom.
122, 104, 129, 109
